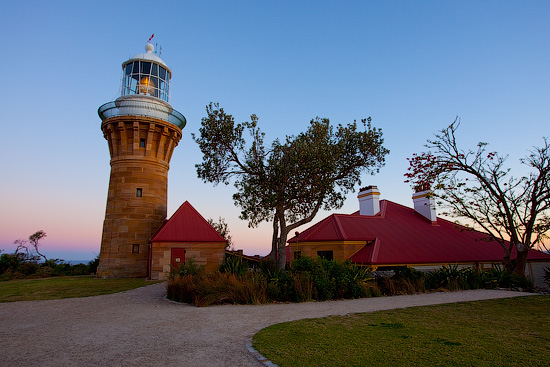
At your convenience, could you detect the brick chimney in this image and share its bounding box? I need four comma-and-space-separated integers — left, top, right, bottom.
358, 185, 380, 216
412, 190, 437, 224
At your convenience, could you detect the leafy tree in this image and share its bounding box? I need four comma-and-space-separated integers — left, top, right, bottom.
207, 217, 233, 249
29, 230, 47, 262
405, 120, 550, 275
194, 103, 388, 269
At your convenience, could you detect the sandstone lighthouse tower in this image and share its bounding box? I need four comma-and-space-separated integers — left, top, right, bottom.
97, 42, 185, 277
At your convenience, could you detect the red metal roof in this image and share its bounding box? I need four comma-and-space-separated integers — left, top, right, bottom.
288, 200, 550, 265
151, 201, 225, 243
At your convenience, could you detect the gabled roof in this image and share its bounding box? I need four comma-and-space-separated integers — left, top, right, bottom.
151, 201, 225, 243
288, 200, 550, 265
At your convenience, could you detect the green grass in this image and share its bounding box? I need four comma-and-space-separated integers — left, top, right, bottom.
253, 296, 550, 366
0, 275, 161, 302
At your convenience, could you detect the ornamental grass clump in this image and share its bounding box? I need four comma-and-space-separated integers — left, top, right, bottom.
376, 266, 426, 295
424, 264, 533, 292
219, 255, 249, 277
167, 259, 268, 306
290, 257, 373, 301
166, 257, 374, 305
166, 257, 533, 307
425, 264, 469, 291
190, 272, 268, 307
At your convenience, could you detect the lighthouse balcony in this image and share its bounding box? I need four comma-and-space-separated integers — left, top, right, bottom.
98, 95, 186, 129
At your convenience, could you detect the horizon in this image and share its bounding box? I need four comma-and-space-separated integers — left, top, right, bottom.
1, 1, 549, 261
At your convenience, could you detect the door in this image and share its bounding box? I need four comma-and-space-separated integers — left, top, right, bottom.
171, 248, 186, 269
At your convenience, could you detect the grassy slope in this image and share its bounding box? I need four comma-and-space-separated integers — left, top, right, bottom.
253, 296, 550, 367
0, 276, 161, 302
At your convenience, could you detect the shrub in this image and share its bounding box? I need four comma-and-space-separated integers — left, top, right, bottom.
544, 266, 550, 288
167, 257, 374, 305
88, 256, 99, 274
167, 271, 267, 306
291, 257, 371, 301
375, 266, 426, 295
169, 258, 206, 279
219, 255, 249, 277
292, 272, 314, 302
426, 264, 468, 291
0, 252, 99, 280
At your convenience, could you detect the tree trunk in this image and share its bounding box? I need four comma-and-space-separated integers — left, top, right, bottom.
268, 216, 279, 262
502, 253, 514, 274
277, 216, 288, 270
513, 249, 529, 277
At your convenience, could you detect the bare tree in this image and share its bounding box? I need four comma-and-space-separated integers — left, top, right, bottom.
13, 239, 30, 258
405, 120, 550, 275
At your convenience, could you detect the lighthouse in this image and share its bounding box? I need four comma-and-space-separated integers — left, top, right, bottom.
97, 42, 185, 278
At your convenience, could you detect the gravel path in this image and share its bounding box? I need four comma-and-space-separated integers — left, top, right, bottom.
0, 284, 535, 366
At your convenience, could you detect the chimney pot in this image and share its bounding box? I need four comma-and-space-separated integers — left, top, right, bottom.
358, 186, 380, 216
413, 190, 437, 224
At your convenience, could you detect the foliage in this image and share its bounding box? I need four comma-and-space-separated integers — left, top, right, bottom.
1, 249, 97, 281
193, 103, 389, 269
543, 266, 550, 288
405, 120, 550, 275
167, 257, 374, 305
374, 265, 533, 295
168, 258, 206, 279
377, 266, 427, 295
207, 217, 233, 249
29, 230, 47, 261
1, 231, 98, 280
219, 255, 249, 277
166, 272, 267, 306
88, 255, 100, 274
166, 258, 535, 307
253, 296, 550, 367
291, 257, 373, 300
424, 264, 532, 291
425, 263, 470, 291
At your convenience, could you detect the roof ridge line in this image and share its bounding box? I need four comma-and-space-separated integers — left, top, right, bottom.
369, 238, 381, 263
334, 215, 347, 240
379, 200, 387, 218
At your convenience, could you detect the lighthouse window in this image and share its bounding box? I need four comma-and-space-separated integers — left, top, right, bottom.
136, 188, 143, 197
120, 60, 170, 102
129, 78, 138, 94
132, 244, 140, 254
140, 62, 151, 75
140, 138, 146, 148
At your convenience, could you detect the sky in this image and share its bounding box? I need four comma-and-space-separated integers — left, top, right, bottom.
0, 1, 548, 261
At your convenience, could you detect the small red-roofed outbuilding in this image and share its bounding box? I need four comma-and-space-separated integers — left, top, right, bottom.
149, 201, 226, 279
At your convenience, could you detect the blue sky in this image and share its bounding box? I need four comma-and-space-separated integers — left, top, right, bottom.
0, 1, 548, 260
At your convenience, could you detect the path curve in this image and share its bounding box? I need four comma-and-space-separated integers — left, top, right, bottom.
0, 284, 535, 366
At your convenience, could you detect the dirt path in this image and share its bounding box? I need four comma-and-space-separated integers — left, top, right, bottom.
0, 284, 535, 366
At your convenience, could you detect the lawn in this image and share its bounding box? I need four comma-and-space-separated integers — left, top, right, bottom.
253, 296, 550, 367
0, 275, 161, 302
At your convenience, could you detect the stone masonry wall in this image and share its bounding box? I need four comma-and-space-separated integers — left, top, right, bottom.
97, 116, 181, 278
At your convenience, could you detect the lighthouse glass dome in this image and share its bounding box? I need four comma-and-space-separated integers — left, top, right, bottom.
120, 44, 171, 102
